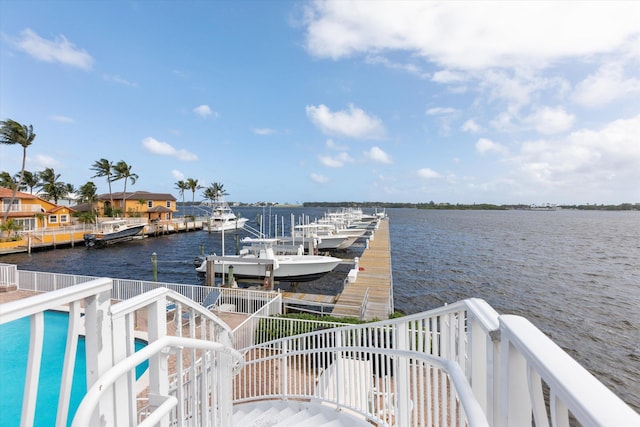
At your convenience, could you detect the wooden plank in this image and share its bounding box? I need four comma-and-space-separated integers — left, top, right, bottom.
333, 218, 393, 320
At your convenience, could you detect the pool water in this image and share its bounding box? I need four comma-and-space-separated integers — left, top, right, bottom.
0, 311, 147, 427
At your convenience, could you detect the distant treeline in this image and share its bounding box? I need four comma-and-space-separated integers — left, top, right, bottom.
303, 202, 639, 211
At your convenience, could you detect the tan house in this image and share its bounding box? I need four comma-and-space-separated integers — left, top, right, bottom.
0, 187, 75, 231
95, 191, 177, 222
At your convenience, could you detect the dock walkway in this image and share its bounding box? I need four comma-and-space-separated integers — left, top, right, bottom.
332, 218, 393, 320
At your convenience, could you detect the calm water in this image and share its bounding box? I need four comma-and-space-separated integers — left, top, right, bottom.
2, 207, 639, 412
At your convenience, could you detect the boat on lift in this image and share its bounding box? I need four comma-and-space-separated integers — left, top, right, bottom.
83, 219, 146, 247
195, 238, 342, 282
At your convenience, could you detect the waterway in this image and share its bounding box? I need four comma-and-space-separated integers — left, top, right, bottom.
1, 207, 638, 413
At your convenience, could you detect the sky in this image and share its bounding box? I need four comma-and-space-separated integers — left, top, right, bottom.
0, 1, 639, 205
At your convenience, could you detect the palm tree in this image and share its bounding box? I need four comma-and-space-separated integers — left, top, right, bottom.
38, 167, 67, 204
64, 183, 77, 205
0, 119, 36, 223
77, 181, 98, 204
90, 158, 114, 216
186, 178, 201, 215
77, 181, 98, 217
112, 160, 138, 217
18, 171, 39, 194
0, 171, 17, 190
174, 180, 188, 213
212, 182, 227, 200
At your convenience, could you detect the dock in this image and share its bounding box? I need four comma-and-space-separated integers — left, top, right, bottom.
332, 218, 393, 320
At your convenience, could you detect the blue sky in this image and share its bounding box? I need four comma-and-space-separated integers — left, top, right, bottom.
1, 1, 639, 205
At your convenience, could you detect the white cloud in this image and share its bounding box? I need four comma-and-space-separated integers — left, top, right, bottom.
432, 70, 468, 84
365, 146, 392, 163
171, 170, 185, 180
12, 28, 93, 70
516, 115, 640, 190
253, 128, 276, 135
476, 138, 508, 155
310, 173, 329, 183
28, 154, 62, 169
523, 106, 575, 135
326, 139, 349, 151
573, 63, 640, 108
426, 107, 458, 116
303, 2, 640, 70
319, 152, 354, 168
103, 74, 138, 87
49, 115, 74, 123
142, 137, 198, 161
461, 119, 481, 133
193, 105, 218, 119
306, 104, 385, 140
417, 168, 442, 179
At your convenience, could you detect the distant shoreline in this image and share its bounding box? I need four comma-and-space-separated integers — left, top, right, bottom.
176, 202, 639, 211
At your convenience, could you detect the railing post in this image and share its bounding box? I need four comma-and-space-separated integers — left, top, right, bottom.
395, 322, 411, 426
84, 282, 115, 426
498, 320, 531, 427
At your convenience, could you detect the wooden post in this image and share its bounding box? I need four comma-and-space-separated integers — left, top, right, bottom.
151, 252, 158, 282
206, 259, 215, 287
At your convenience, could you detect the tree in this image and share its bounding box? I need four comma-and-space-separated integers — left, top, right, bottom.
0, 119, 36, 223
38, 167, 67, 204
186, 178, 201, 215
174, 180, 188, 211
0, 218, 22, 240
19, 171, 39, 193
90, 158, 114, 215
77, 181, 98, 204
112, 160, 138, 217
202, 182, 228, 204
0, 171, 17, 190
64, 183, 77, 204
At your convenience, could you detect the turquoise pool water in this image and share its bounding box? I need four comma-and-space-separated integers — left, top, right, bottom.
0, 311, 147, 427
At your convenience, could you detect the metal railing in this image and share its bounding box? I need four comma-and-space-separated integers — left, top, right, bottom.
235, 299, 640, 426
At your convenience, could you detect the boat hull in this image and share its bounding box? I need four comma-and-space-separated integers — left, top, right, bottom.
206, 217, 248, 232
84, 225, 146, 247
196, 255, 342, 282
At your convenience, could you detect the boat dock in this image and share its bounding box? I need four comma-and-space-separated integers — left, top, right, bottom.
332, 218, 393, 320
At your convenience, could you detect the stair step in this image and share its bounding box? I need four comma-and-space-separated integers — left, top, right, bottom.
233, 401, 371, 427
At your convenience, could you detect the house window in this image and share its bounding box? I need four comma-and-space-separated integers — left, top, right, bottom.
147, 201, 153, 208
49, 215, 58, 223
166, 200, 171, 208
165, 213, 170, 220
60, 214, 69, 223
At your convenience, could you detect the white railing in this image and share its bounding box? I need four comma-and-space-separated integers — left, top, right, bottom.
497, 315, 639, 427
0, 262, 17, 287
72, 336, 243, 427
15, 267, 281, 316
232, 293, 283, 350
0, 278, 113, 427
1, 203, 43, 213
236, 299, 639, 426
102, 287, 240, 426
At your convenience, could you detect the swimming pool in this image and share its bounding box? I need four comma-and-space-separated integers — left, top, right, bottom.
0, 311, 147, 427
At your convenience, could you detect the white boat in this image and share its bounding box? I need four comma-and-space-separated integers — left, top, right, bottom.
195, 238, 342, 282
203, 198, 248, 232
281, 224, 360, 251
83, 219, 146, 247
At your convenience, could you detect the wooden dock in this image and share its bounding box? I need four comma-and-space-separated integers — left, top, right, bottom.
332, 218, 393, 320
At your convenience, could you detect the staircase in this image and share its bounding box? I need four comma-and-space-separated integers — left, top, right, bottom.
233, 400, 372, 427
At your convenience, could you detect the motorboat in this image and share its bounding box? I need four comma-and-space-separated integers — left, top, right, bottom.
203, 198, 248, 232
195, 238, 342, 282
83, 219, 146, 247
281, 224, 360, 251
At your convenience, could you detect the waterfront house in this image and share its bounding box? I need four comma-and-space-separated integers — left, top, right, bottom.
0, 186, 75, 232
94, 191, 177, 222
0, 187, 78, 253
